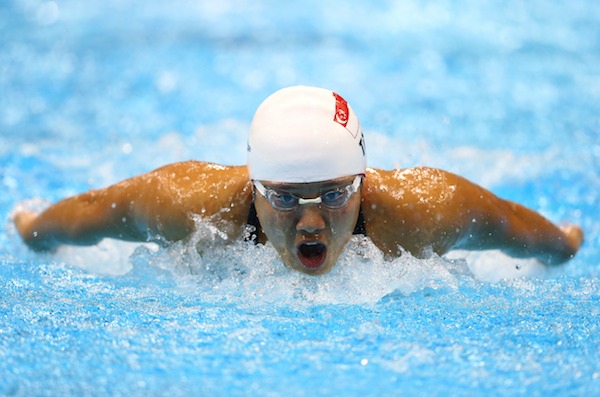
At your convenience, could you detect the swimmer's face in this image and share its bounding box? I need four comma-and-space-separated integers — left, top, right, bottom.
254, 176, 362, 275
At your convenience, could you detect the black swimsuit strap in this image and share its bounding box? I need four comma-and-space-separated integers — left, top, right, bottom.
245, 202, 367, 243
353, 205, 367, 236
245, 201, 262, 242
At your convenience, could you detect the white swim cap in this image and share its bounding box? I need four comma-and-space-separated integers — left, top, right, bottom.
247, 86, 366, 183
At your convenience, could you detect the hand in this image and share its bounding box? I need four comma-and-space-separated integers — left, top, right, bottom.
13, 210, 53, 252
14, 210, 36, 239
560, 224, 584, 253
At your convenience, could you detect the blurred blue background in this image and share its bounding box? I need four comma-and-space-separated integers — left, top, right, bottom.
1, 1, 599, 396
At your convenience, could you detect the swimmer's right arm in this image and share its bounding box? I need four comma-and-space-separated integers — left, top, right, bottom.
14, 161, 253, 251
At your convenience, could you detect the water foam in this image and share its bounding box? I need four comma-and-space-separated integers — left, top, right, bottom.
70, 217, 469, 306
8, 200, 556, 306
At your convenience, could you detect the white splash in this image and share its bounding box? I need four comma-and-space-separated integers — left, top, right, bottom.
122, 219, 468, 306
8, 201, 553, 304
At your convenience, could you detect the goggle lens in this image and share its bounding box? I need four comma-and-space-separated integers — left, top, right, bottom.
254, 176, 362, 211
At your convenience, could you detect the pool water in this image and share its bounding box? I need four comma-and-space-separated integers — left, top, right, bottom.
1, 1, 599, 396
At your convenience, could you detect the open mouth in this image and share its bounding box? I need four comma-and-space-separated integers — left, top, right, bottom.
297, 242, 327, 269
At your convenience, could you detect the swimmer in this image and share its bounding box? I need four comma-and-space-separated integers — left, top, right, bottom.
13, 86, 584, 275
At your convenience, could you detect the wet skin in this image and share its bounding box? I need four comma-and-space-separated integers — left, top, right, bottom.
253, 176, 361, 275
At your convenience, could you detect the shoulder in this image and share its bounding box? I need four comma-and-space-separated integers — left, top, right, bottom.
139, 160, 253, 221
363, 166, 459, 204
360, 167, 465, 256
150, 160, 248, 179
146, 161, 251, 191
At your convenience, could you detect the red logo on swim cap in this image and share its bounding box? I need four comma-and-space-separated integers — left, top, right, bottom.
332, 92, 349, 128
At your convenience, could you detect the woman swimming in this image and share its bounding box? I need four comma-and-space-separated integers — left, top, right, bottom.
13, 86, 583, 274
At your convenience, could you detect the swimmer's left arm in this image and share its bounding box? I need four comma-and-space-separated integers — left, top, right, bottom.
453, 193, 583, 266
362, 167, 583, 265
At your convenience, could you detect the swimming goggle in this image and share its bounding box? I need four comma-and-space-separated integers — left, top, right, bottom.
253, 176, 362, 211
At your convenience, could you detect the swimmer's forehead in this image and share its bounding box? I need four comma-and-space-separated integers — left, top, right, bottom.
260, 175, 356, 192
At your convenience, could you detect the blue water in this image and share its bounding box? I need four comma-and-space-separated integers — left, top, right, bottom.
1, 1, 600, 396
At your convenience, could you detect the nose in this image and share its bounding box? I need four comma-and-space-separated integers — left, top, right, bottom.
296, 205, 326, 235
